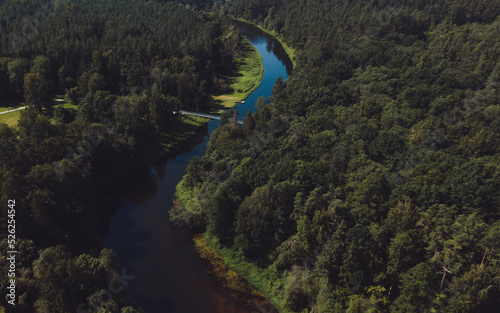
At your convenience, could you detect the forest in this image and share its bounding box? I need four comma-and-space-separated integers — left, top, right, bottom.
0, 0, 498, 312
172, 0, 500, 312
0, 0, 246, 312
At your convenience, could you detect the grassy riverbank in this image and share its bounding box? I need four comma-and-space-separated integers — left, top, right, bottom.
193, 234, 274, 311
195, 233, 288, 313
134, 115, 209, 169
174, 19, 297, 313
98, 114, 209, 187
233, 17, 297, 68
212, 38, 264, 108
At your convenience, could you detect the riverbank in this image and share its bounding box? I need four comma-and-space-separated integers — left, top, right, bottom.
174, 20, 295, 312
196, 233, 288, 313
107, 35, 263, 183
212, 38, 264, 108
174, 177, 284, 312
132, 115, 209, 169
232, 17, 297, 68
97, 115, 209, 187
193, 234, 271, 311
173, 176, 286, 312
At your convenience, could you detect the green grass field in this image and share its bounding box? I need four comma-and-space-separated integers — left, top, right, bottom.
0, 110, 22, 127
0, 99, 80, 127
212, 39, 264, 108
0, 99, 81, 127
0, 107, 15, 113
0, 100, 24, 127
55, 100, 78, 110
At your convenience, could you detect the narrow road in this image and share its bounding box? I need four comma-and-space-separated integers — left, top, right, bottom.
0, 106, 26, 115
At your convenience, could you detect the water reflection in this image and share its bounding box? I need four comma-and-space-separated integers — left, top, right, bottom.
103, 21, 292, 313
237, 22, 293, 75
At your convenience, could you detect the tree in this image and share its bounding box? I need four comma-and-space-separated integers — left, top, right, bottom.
33, 246, 76, 313
444, 265, 499, 312
79, 91, 116, 123
242, 110, 256, 134
87, 72, 106, 94
392, 263, 437, 313
31, 55, 51, 78
150, 86, 175, 133
234, 186, 277, 259
24, 72, 49, 111
7, 58, 29, 94
283, 266, 311, 312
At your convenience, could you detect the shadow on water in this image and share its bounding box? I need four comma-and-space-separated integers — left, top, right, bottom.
102, 21, 291, 313
236, 21, 293, 75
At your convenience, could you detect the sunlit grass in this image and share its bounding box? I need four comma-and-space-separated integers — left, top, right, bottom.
0, 110, 22, 128
201, 233, 287, 312
0, 99, 78, 127
0, 100, 24, 127
212, 39, 264, 108
193, 234, 269, 310
54, 100, 78, 110
193, 234, 286, 313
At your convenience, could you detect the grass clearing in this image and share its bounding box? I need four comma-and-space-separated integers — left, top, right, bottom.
212, 39, 264, 109
0, 100, 25, 127
0, 99, 78, 127
0, 110, 22, 128
55, 100, 78, 110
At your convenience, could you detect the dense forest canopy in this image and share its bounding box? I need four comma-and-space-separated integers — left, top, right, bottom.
0, 0, 245, 312
172, 0, 500, 312
0, 0, 499, 312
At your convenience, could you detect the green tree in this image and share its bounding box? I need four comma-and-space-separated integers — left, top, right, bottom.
24, 72, 49, 111
7, 58, 29, 94
31, 55, 51, 78
392, 262, 437, 313
79, 91, 116, 123
242, 110, 256, 135
233, 186, 277, 259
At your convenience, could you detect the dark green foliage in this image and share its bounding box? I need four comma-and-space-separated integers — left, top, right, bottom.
173, 0, 500, 312
79, 91, 116, 123
0, 0, 242, 311
242, 110, 256, 134
1, 0, 499, 311
392, 262, 436, 313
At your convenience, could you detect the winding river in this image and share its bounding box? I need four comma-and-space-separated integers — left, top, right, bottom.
103, 22, 292, 313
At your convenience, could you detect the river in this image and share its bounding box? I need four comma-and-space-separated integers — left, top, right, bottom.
103, 21, 292, 313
